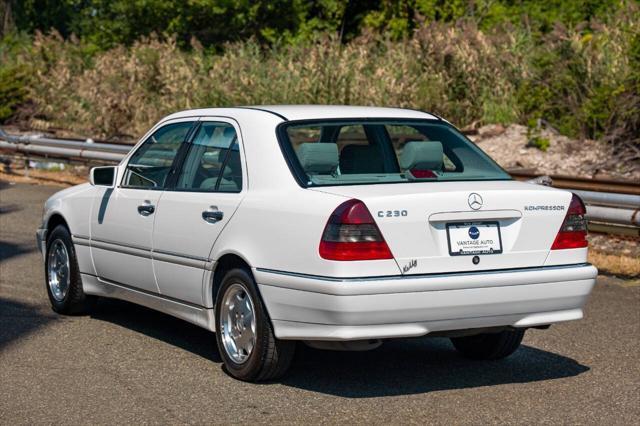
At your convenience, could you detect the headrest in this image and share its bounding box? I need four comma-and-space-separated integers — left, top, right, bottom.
399, 141, 443, 170
296, 143, 339, 174
201, 151, 219, 166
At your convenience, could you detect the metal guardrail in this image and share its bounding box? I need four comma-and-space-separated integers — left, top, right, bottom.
1, 127, 638, 233
586, 205, 639, 227
0, 128, 129, 163
511, 171, 640, 195
570, 189, 640, 209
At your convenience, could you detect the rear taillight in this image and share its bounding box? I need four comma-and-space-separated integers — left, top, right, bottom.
319, 199, 393, 261
551, 194, 588, 250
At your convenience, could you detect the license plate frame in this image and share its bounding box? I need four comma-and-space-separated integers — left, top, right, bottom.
446, 221, 503, 256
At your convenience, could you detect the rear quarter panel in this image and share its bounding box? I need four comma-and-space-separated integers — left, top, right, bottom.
210, 187, 402, 278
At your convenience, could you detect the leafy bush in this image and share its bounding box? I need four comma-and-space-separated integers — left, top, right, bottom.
528, 136, 551, 152
0, 64, 27, 121
16, 24, 525, 138
0, 33, 32, 123
516, 6, 639, 149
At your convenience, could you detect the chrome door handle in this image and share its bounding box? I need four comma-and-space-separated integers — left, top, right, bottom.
202, 207, 223, 223
137, 202, 155, 216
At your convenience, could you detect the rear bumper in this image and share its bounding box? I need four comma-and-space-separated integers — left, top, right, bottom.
254, 264, 598, 341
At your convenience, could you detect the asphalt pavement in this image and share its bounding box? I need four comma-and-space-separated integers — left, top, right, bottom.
1, 181, 639, 424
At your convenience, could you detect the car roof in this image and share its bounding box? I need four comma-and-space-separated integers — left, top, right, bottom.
163, 105, 439, 122
253, 105, 439, 121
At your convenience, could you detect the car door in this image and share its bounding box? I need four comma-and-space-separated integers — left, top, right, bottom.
90, 119, 196, 293
151, 119, 246, 305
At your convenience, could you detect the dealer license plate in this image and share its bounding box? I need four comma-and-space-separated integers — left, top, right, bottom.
446, 221, 503, 256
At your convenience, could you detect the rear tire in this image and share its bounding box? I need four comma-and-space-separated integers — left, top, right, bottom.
451, 329, 525, 360
214, 268, 295, 382
45, 225, 95, 314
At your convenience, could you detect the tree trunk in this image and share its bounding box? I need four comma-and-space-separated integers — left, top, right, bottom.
1, 0, 14, 37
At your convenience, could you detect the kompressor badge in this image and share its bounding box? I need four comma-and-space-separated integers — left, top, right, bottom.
524, 205, 565, 212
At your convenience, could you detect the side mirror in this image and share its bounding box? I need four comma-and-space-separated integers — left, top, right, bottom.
90, 166, 116, 187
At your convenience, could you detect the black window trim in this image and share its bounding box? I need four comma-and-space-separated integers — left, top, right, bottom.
214, 139, 239, 192
275, 117, 512, 189
164, 121, 202, 190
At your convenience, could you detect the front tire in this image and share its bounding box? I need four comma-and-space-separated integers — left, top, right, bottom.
451, 329, 525, 360
45, 225, 94, 314
214, 268, 295, 382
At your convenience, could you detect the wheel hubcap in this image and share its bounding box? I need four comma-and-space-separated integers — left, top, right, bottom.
220, 283, 256, 364
47, 239, 70, 302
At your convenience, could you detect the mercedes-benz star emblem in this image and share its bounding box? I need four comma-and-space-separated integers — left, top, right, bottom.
468, 193, 483, 210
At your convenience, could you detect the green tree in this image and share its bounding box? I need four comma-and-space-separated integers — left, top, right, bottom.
8, 0, 83, 37
4, 0, 629, 49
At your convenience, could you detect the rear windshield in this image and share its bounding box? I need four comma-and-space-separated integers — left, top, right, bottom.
277, 119, 511, 187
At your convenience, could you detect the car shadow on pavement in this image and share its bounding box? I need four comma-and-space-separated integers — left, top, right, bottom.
89, 298, 589, 396
0, 203, 22, 216
0, 297, 57, 351
0, 240, 34, 262
282, 337, 590, 397
90, 298, 222, 362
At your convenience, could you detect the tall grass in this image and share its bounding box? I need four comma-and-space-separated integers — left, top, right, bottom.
2, 2, 638, 150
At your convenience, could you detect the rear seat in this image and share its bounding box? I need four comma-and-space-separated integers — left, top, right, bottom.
339, 144, 385, 174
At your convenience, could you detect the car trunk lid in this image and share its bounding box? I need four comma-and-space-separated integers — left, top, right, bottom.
311, 180, 571, 275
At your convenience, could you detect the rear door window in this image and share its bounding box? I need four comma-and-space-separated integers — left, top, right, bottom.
174, 122, 242, 193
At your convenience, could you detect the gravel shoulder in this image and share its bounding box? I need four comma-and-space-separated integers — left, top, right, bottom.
472, 124, 640, 181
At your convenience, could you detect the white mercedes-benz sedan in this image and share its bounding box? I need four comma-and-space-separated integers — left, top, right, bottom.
36, 106, 597, 381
